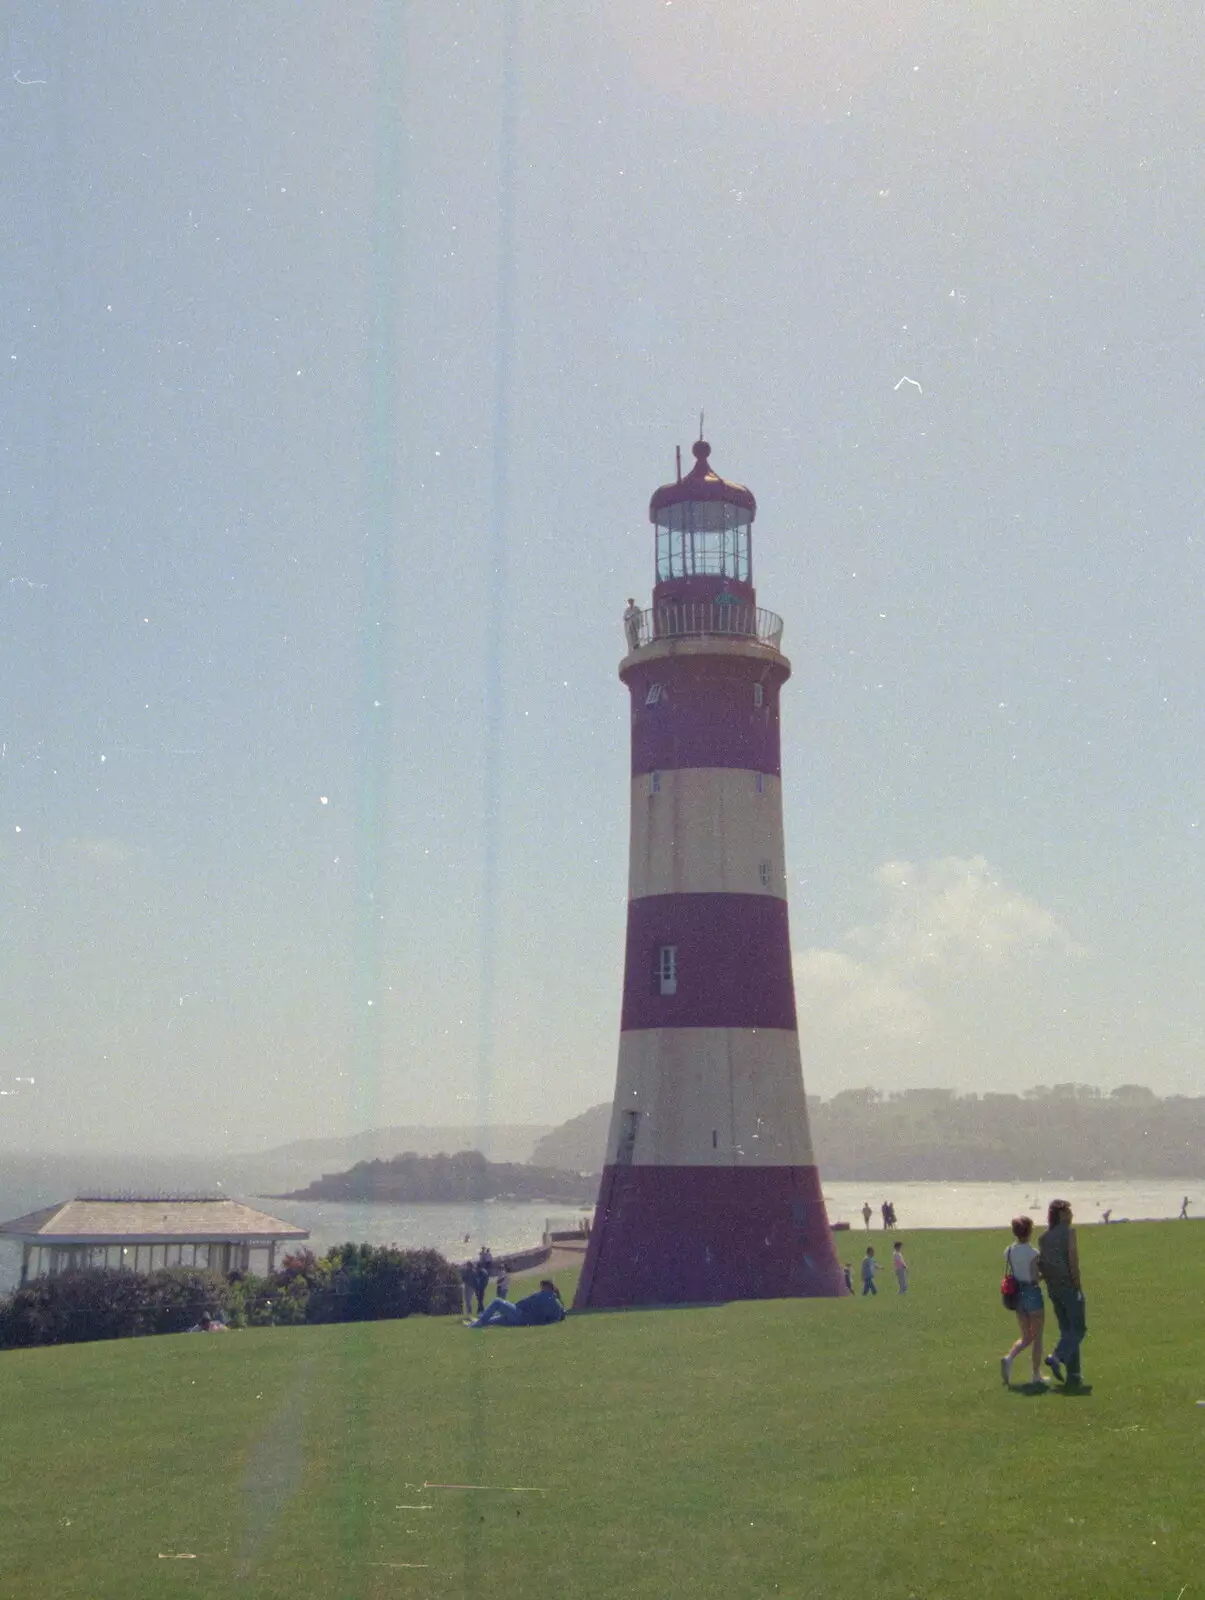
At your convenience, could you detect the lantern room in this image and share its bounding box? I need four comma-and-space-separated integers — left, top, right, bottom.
649, 439, 757, 610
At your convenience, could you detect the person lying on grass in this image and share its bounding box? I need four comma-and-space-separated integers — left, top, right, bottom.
466, 1279, 565, 1328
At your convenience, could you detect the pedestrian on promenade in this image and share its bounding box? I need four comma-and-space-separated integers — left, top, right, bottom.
862, 1202, 873, 1230
1000, 1216, 1046, 1387
1180, 1196, 1190, 1219
473, 1252, 491, 1315
891, 1241, 909, 1293
459, 1260, 477, 1318
861, 1246, 880, 1295
1038, 1199, 1088, 1389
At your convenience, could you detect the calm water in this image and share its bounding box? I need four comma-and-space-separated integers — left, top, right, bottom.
0, 1181, 1196, 1295
819, 1178, 1196, 1232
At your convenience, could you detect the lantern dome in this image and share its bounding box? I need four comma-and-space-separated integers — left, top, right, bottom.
649, 439, 757, 524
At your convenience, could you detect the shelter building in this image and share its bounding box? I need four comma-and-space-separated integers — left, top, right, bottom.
0, 1197, 309, 1285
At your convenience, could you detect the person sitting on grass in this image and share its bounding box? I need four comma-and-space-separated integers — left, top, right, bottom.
467, 1279, 565, 1328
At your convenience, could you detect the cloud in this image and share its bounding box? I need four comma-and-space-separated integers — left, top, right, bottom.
795, 856, 1079, 1086
853, 855, 1075, 977
795, 948, 934, 1047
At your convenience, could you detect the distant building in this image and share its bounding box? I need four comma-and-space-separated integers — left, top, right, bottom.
0, 1197, 309, 1285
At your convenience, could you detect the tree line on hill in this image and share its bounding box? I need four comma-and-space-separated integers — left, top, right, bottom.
277, 1148, 596, 1204
530, 1086, 1205, 1181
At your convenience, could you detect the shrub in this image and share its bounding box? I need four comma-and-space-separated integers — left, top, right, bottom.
226, 1272, 307, 1328
0, 1244, 463, 1351
142, 1268, 232, 1335
307, 1243, 461, 1322
0, 1269, 152, 1349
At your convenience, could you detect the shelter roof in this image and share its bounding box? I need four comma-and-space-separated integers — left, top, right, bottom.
0, 1197, 309, 1245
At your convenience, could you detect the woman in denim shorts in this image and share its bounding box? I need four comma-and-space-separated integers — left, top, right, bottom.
1000, 1215, 1047, 1387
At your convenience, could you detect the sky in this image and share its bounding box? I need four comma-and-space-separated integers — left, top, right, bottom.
2, 1, 1203, 1154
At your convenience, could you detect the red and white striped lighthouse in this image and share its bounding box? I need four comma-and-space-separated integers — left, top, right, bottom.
575, 439, 845, 1309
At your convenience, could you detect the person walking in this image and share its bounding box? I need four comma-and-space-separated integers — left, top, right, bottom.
459, 1260, 477, 1318
1038, 1199, 1088, 1389
861, 1202, 873, 1230
1000, 1216, 1046, 1387
1179, 1196, 1190, 1219
891, 1240, 909, 1293
861, 1246, 881, 1295
472, 1254, 491, 1316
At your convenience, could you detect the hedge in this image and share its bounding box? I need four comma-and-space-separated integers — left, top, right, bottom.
0, 1244, 462, 1350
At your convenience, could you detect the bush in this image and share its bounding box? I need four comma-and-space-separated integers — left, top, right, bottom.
226, 1272, 308, 1328
307, 1243, 462, 1323
0, 1245, 463, 1351
0, 1269, 152, 1348
142, 1268, 232, 1335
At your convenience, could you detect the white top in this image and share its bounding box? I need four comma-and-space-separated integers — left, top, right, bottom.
1006, 1241, 1039, 1284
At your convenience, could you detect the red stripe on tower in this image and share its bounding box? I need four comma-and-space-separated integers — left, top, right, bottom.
575, 439, 845, 1309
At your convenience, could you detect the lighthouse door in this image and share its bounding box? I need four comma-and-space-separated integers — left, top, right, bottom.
616, 1109, 640, 1165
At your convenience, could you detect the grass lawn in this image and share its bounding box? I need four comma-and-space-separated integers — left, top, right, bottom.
0, 1222, 1201, 1599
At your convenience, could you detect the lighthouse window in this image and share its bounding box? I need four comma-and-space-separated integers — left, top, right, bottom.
649, 770, 661, 795
616, 1110, 640, 1165
755, 772, 765, 794
645, 682, 664, 706
658, 945, 678, 995
753, 682, 764, 708
759, 859, 772, 888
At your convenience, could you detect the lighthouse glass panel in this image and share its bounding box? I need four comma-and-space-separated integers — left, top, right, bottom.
655, 501, 751, 582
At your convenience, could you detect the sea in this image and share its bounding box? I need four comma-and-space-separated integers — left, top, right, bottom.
0, 1178, 1196, 1296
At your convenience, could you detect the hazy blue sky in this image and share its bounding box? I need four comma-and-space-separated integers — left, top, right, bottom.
2, 1, 1203, 1153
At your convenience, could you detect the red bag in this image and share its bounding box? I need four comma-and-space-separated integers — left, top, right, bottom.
1001, 1246, 1020, 1310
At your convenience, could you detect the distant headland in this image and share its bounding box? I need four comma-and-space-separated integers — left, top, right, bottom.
273, 1149, 596, 1205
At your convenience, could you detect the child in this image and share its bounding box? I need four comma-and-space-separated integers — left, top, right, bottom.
842, 1262, 854, 1293
861, 1246, 880, 1295
494, 1261, 511, 1301
891, 1240, 908, 1293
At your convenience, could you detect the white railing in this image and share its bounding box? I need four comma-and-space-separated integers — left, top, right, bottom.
624, 603, 784, 653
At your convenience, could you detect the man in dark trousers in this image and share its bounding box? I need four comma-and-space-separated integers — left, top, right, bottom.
472, 1250, 492, 1315
1039, 1199, 1089, 1389
467, 1280, 565, 1328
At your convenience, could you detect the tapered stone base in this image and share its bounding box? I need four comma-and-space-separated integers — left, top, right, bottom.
573, 1163, 846, 1309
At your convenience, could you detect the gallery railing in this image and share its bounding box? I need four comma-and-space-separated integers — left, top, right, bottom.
623, 602, 784, 653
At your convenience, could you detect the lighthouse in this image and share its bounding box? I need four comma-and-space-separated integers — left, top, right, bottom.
575, 439, 845, 1309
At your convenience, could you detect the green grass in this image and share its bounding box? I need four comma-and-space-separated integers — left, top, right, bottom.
1, 1223, 1202, 1599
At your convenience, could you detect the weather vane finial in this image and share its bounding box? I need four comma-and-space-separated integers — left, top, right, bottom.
698, 410, 705, 442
